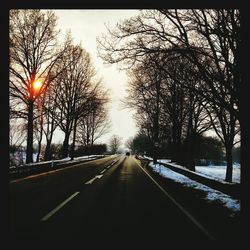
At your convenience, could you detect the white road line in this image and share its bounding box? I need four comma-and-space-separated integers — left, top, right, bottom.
85, 174, 103, 185
100, 168, 107, 174
100, 160, 117, 174
134, 160, 215, 240
107, 162, 114, 168
40, 192, 80, 222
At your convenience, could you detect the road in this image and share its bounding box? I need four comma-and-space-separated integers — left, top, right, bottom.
9, 155, 232, 240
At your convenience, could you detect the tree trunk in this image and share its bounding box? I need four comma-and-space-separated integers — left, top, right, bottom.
153, 146, 157, 164
184, 105, 195, 171
171, 131, 177, 163
153, 115, 159, 164
44, 113, 56, 160
36, 125, 43, 162
186, 138, 196, 171
26, 100, 34, 163
153, 80, 160, 165
70, 118, 78, 160
44, 139, 52, 160
225, 145, 233, 182
62, 132, 70, 158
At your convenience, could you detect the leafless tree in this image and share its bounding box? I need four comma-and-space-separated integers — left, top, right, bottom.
125, 53, 166, 163
33, 93, 46, 162
52, 37, 106, 159
9, 119, 26, 166
9, 120, 26, 148
125, 137, 135, 153
204, 100, 240, 182
98, 9, 241, 179
109, 134, 122, 154
98, 9, 241, 123
42, 74, 60, 161
76, 85, 111, 147
53, 42, 86, 157
9, 10, 70, 163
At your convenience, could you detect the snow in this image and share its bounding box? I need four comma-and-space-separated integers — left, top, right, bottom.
10, 154, 104, 168
148, 161, 240, 215
150, 158, 241, 184
195, 165, 240, 184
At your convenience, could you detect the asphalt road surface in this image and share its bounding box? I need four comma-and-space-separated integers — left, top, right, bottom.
9, 155, 237, 240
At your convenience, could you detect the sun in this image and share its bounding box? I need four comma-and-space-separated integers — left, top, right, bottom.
33, 80, 42, 91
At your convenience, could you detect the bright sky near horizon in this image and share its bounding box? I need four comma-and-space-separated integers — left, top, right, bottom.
52, 9, 140, 147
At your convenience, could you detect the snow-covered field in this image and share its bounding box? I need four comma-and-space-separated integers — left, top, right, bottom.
156, 158, 241, 184
146, 158, 240, 215
195, 165, 240, 184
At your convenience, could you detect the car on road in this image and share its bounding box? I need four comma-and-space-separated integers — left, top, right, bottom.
125, 152, 130, 156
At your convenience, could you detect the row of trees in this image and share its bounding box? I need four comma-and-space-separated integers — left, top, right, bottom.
97, 9, 241, 182
126, 133, 241, 164
9, 10, 111, 163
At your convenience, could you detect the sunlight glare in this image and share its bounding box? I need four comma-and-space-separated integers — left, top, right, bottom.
33, 80, 42, 91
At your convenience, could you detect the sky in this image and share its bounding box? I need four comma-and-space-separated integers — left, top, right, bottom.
51, 9, 140, 147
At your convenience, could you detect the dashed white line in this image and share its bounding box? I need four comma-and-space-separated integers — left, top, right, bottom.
100, 168, 107, 174
106, 163, 113, 169
41, 192, 80, 221
85, 174, 103, 185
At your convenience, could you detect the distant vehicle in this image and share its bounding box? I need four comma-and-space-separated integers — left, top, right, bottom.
125, 152, 130, 156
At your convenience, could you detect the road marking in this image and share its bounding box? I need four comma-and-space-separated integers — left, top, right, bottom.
85, 174, 103, 185
134, 159, 215, 240
100, 168, 107, 174
40, 192, 80, 221
99, 159, 119, 174
107, 161, 114, 168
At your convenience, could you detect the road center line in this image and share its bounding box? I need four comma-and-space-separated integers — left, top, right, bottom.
107, 161, 114, 168
134, 159, 215, 240
85, 174, 103, 185
100, 168, 107, 174
40, 192, 80, 222
100, 160, 117, 174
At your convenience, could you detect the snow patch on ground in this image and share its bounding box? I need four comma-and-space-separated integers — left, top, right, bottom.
148, 162, 240, 214
195, 165, 240, 184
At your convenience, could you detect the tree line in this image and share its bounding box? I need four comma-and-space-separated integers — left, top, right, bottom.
9, 10, 111, 163
97, 9, 241, 182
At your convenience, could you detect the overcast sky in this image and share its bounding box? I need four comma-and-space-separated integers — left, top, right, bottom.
52, 9, 140, 147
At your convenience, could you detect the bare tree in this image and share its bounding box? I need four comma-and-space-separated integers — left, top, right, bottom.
98, 9, 241, 179
9, 119, 26, 165
42, 74, 60, 161
98, 9, 241, 123
52, 38, 104, 159
9, 119, 26, 148
204, 100, 240, 182
125, 137, 135, 154
9, 10, 69, 163
53, 42, 86, 158
76, 86, 111, 147
125, 53, 166, 163
33, 94, 46, 162
109, 135, 122, 154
